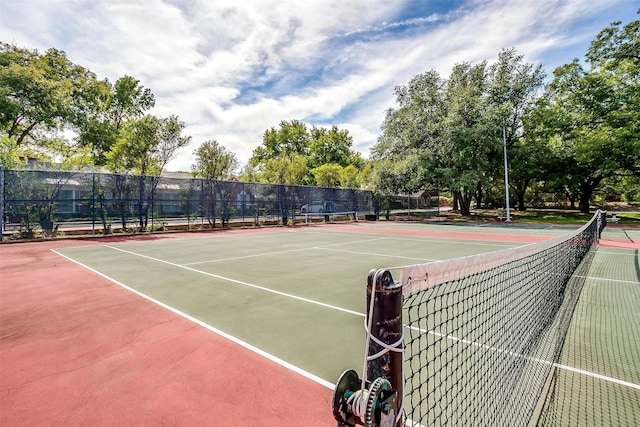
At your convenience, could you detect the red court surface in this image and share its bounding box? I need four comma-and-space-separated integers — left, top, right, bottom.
1, 223, 636, 426
0, 238, 335, 426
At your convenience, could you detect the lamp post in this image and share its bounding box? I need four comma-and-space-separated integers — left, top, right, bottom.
503, 127, 511, 222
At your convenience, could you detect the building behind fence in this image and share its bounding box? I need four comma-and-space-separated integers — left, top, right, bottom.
0, 167, 440, 238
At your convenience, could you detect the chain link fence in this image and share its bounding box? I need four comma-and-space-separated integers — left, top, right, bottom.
0, 168, 438, 238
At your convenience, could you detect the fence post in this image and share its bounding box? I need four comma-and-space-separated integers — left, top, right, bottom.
91, 172, 96, 235
0, 166, 4, 241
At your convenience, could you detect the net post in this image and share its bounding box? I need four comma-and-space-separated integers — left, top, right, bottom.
597, 209, 606, 241
367, 269, 403, 427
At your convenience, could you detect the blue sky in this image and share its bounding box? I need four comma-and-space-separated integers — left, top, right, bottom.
0, 0, 637, 171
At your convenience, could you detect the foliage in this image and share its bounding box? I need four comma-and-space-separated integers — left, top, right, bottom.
2, 12, 638, 220
0, 43, 99, 147
260, 153, 309, 185
0, 43, 157, 169
373, 49, 544, 215
247, 119, 365, 186
106, 114, 190, 228
0, 135, 25, 169
340, 164, 361, 189
251, 120, 310, 166
531, 15, 639, 212
191, 140, 238, 180
488, 48, 546, 211
77, 75, 155, 165
107, 115, 190, 176
311, 163, 342, 188
308, 126, 354, 168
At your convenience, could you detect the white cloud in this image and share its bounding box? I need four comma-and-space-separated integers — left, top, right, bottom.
0, 0, 636, 171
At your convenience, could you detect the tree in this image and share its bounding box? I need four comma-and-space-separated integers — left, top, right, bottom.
487, 48, 546, 211
191, 139, 239, 227
110, 76, 155, 129
311, 163, 343, 187
249, 119, 364, 186
250, 120, 310, 167
0, 43, 102, 149
535, 16, 639, 212
0, 135, 24, 169
191, 140, 238, 180
372, 70, 444, 206
340, 164, 362, 189
107, 114, 190, 228
308, 126, 353, 168
0, 44, 157, 168
440, 61, 500, 215
374, 61, 501, 216
77, 75, 155, 165
260, 153, 309, 185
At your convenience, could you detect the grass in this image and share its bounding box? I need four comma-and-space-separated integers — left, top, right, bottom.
465, 209, 640, 225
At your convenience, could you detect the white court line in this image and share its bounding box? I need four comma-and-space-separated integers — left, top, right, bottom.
184, 246, 313, 265
406, 324, 640, 391
315, 246, 437, 262
297, 229, 522, 249
50, 248, 335, 390
103, 244, 364, 318
597, 249, 640, 256
183, 236, 388, 265
576, 275, 640, 285
53, 246, 640, 395
105, 245, 640, 391
554, 364, 640, 390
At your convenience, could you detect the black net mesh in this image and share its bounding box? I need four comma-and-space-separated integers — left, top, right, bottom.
400, 211, 604, 426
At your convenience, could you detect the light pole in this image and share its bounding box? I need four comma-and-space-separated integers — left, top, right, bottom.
503, 127, 512, 222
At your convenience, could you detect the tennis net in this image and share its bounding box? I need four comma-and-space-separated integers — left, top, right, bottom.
333, 210, 606, 427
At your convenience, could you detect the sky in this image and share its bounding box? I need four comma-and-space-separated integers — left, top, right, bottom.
1, 0, 637, 172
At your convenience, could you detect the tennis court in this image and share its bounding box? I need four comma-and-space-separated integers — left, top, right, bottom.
1, 219, 638, 425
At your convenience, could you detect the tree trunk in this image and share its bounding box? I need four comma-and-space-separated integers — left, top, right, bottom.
460, 190, 473, 216
517, 191, 526, 211
578, 177, 602, 214
515, 179, 529, 211
138, 175, 145, 229
475, 181, 483, 209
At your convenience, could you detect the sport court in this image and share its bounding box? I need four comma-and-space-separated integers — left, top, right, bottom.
1, 219, 638, 425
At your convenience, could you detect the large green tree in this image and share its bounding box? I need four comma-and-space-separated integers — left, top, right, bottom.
533, 16, 639, 212
107, 114, 190, 228
191, 140, 239, 180
77, 75, 155, 165
440, 61, 500, 215
487, 48, 546, 211
311, 163, 343, 187
0, 43, 106, 162
260, 153, 309, 185
372, 69, 444, 199
373, 48, 556, 215
247, 119, 363, 186
308, 126, 354, 168
374, 61, 499, 215
250, 120, 310, 167
0, 43, 157, 167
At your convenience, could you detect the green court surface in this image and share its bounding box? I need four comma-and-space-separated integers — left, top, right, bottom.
52, 222, 640, 425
